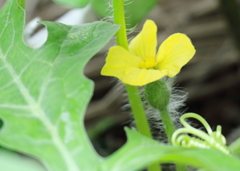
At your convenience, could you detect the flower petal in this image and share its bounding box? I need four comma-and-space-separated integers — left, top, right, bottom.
101, 46, 142, 80
156, 33, 196, 77
129, 20, 157, 60
122, 68, 167, 86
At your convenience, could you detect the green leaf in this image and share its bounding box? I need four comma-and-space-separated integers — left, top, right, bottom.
0, 148, 47, 171
0, 0, 119, 170
91, 0, 159, 28
102, 128, 240, 171
52, 0, 89, 8
229, 137, 240, 156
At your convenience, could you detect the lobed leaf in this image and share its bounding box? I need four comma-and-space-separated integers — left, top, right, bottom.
0, 0, 119, 170
101, 128, 240, 171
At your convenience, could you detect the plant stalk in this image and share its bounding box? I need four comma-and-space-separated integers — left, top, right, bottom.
125, 85, 152, 138
112, 0, 161, 170
160, 108, 175, 143
160, 108, 187, 171
112, 0, 152, 139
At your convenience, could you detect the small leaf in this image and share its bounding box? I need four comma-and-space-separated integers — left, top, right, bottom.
91, 0, 159, 28
0, 0, 119, 170
101, 128, 240, 171
52, 0, 89, 8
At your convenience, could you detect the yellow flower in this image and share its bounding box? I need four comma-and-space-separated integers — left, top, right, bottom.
101, 20, 196, 86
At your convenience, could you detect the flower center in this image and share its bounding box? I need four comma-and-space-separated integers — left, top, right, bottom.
139, 57, 156, 69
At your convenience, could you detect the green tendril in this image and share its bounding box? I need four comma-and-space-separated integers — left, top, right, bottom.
172, 113, 229, 155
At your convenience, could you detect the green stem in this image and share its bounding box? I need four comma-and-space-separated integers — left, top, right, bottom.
125, 85, 152, 138
113, 0, 129, 50
160, 108, 187, 171
160, 108, 175, 143
112, 0, 161, 171
17, 0, 25, 8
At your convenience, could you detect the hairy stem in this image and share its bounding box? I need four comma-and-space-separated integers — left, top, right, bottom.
125, 85, 152, 138
160, 108, 187, 171
112, 0, 161, 171
160, 108, 175, 143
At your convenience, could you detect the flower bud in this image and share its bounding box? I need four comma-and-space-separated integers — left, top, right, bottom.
144, 80, 170, 111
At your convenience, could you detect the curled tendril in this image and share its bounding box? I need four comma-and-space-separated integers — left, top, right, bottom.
171, 113, 230, 155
